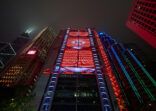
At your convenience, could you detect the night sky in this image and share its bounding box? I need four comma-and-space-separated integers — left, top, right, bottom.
0, 0, 156, 59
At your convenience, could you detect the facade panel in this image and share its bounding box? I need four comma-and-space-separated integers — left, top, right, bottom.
126, 0, 156, 48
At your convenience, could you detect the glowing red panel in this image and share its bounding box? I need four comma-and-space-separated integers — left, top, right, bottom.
126, 22, 156, 48
79, 38, 90, 48
66, 37, 90, 49
61, 48, 94, 68
78, 50, 94, 67
61, 31, 95, 74
27, 50, 36, 55
69, 31, 89, 37
69, 32, 78, 36
61, 50, 78, 67
66, 37, 78, 48
79, 32, 89, 36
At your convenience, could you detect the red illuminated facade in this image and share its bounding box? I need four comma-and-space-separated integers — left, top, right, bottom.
60, 31, 95, 74
126, 0, 156, 48
94, 31, 127, 110
40, 29, 114, 111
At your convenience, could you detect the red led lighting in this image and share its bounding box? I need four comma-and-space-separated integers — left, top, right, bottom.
69, 32, 78, 36
69, 31, 89, 37
61, 50, 78, 67
61, 49, 94, 68
43, 68, 51, 75
78, 50, 94, 67
61, 33, 95, 74
94, 31, 127, 111
79, 32, 88, 36
66, 37, 90, 49
27, 50, 36, 55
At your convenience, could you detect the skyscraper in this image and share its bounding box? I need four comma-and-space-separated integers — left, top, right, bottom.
0, 42, 16, 73
99, 32, 156, 110
1, 27, 155, 111
39, 28, 127, 111
0, 27, 55, 90
39, 28, 156, 111
0, 36, 30, 73
126, 0, 156, 48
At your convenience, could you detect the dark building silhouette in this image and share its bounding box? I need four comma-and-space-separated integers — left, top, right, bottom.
126, 0, 156, 48
124, 43, 156, 80
0, 42, 16, 73
0, 27, 55, 90
0, 35, 30, 73
11, 36, 30, 53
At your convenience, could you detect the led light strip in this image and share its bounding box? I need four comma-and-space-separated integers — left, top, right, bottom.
111, 46, 143, 103
127, 49, 156, 87
88, 28, 112, 111
97, 33, 127, 111
123, 55, 155, 101
40, 28, 70, 111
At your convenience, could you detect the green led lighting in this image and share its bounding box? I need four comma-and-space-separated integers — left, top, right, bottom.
128, 50, 156, 87
124, 55, 155, 101
111, 47, 143, 103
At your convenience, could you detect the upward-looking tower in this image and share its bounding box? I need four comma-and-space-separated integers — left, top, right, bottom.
39, 28, 155, 111
39, 28, 127, 111
126, 0, 156, 48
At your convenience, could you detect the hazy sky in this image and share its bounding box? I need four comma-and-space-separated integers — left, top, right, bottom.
0, 0, 156, 59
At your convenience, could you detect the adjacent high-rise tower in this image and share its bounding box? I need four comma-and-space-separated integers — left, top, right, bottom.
126, 0, 156, 48
0, 27, 55, 89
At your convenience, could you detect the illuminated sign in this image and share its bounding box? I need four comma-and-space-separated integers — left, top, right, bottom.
27, 50, 37, 55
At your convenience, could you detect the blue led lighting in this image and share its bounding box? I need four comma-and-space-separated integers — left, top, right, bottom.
99, 32, 104, 35
111, 46, 143, 103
